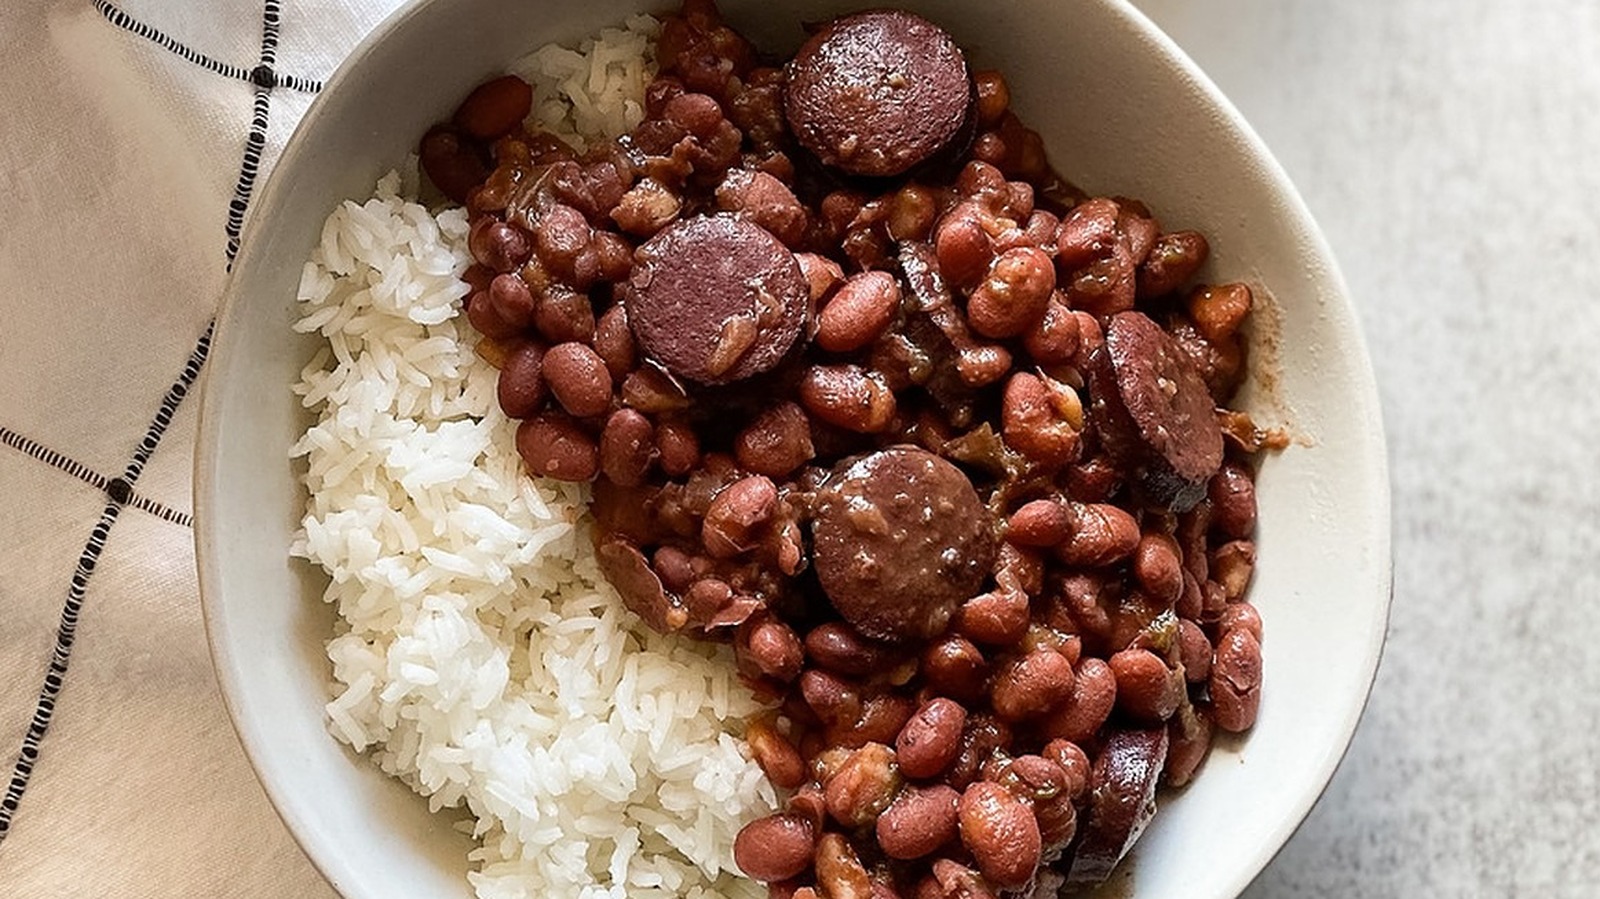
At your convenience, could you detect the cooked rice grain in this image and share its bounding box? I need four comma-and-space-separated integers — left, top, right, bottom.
290, 169, 774, 898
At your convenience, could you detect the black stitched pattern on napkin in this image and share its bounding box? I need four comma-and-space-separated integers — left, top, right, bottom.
0, 0, 324, 843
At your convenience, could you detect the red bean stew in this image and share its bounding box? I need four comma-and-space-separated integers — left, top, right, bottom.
422, 1, 1284, 895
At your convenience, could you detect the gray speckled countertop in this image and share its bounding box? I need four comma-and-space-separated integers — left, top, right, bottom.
1134, 1, 1600, 895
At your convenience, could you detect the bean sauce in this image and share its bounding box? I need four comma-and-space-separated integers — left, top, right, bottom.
425, 1, 1279, 895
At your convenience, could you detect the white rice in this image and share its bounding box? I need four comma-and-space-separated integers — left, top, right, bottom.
511, 14, 660, 154
289, 22, 777, 899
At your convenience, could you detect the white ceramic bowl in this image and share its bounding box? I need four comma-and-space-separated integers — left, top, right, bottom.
195, 1, 1391, 897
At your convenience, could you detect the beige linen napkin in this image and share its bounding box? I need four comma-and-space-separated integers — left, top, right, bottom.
0, 2, 403, 894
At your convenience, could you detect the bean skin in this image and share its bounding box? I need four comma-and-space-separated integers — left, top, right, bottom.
966, 247, 1055, 339
598, 409, 654, 487
877, 784, 960, 860
824, 742, 902, 828
957, 781, 1041, 889
799, 365, 896, 433
593, 305, 637, 379
541, 343, 612, 419
896, 698, 967, 780
1211, 627, 1263, 732
515, 413, 597, 482
1039, 657, 1115, 744
496, 342, 546, 419
1108, 648, 1184, 723
921, 636, 988, 704
817, 271, 902, 352
990, 650, 1074, 723
735, 402, 815, 478
453, 74, 533, 140
1006, 499, 1071, 548
747, 718, 807, 790
734, 814, 815, 882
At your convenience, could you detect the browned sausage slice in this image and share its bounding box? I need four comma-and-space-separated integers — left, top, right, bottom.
625, 214, 809, 385
1087, 311, 1224, 511
785, 11, 974, 178
1062, 727, 1170, 889
811, 447, 996, 642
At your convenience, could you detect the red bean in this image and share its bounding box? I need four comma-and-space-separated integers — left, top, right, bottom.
934, 212, 994, 289
593, 305, 637, 380
655, 418, 701, 476
1134, 532, 1184, 605
740, 616, 804, 683
1055, 503, 1140, 567
1178, 618, 1213, 683
703, 475, 778, 559
735, 402, 815, 478
957, 781, 1040, 889
1211, 627, 1262, 732
1022, 297, 1080, 365
1187, 282, 1254, 343
1055, 198, 1118, 270
921, 636, 988, 704
877, 784, 960, 860
1208, 463, 1258, 540
1001, 372, 1080, 468
734, 814, 815, 882
1041, 739, 1092, 801
1138, 230, 1210, 298
825, 742, 902, 827
453, 74, 533, 140
817, 271, 902, 353
896, 698, 967, 780
955, 588, 1030, 646
1108, 648, 1183, 722
598, 409, 654, 487
515, 413, 598, 482
1005, 499, 1071, 548
419, 126, 487, 206
799, 365, 896, 433
1039, 657, 1115, 744
966, 247, 1055, 339
470, 219, 532, 273
801, 669, 863, 728
1219, 602, 1264, 641
541, 342, 612, 418
747, 718, 807, 790
533, 204, 592, 278
486, 273, 537, 330
534, 285, 597, 345
496, 342, 546, 419
990, 650, 1074, 722
805, 622, 890, 678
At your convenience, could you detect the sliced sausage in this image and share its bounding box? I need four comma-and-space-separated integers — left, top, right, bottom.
1062, 728, 1170, 889
1087, 311, 1224, 511
811, 447, 996, 642
785, 10, 974, 177
625, 214, 809, 385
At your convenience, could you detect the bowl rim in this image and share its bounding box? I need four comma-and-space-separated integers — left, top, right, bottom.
193, 0, 1393, 896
